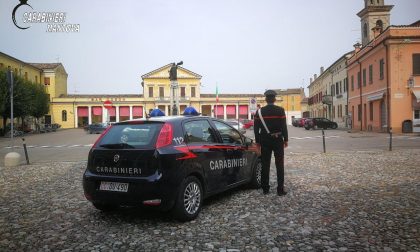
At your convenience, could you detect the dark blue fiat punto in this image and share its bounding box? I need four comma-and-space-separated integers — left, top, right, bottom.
83, 115, 261, 221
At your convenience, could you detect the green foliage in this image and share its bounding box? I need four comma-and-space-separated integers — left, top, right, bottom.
0, 70, 7, 116
0, 69, 49, 126
29, 81, 50, 119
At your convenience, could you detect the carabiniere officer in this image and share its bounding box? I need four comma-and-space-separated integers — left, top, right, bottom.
253, 90, 288, 196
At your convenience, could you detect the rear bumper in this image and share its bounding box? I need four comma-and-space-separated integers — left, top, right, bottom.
83, 170, 181, 211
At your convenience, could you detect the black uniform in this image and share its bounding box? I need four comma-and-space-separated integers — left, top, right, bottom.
254, 103, 288, 194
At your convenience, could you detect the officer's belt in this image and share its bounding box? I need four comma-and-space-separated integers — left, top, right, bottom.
270, 132, 282, 138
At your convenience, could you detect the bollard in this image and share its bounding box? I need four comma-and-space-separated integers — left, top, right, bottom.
22, 138, 30, 164
389, 127, 392, 151
322, 129, 326, 153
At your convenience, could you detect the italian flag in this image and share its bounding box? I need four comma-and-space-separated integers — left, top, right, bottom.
216, 85, 219, 103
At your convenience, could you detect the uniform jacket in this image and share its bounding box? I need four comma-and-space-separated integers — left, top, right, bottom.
253, 104, 288, 144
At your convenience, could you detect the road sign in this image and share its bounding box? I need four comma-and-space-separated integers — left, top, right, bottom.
250, 97, 257, 113
103, 100, 113, 109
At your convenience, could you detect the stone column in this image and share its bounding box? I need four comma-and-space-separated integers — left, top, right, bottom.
74, 107, 78, 128
116, 106, 120, 122
88, 106, 92, 125
223, 105, 227, 120
236, 104, 239, 120
102, 107, 106, 123
129, 106, 133, 120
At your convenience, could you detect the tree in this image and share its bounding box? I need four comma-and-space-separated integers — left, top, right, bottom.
29, 82, 49, 132
0, 69, 49, 134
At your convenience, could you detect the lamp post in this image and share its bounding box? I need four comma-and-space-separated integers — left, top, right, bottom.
169, 61, 183, 115
4, 70, 21, 167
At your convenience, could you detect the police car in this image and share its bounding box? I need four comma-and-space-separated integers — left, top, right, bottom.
83, 108, 261, 221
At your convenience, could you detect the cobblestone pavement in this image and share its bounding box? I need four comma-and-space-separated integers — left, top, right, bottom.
1, 149, 419, 251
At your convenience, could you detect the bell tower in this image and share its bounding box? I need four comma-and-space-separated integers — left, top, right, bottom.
357, 0, 393, 46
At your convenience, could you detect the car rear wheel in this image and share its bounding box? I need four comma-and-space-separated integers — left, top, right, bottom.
250, 159, 262, 189
331, 123, 338, 129
92, 202, 118, 211
172, 176, 203, 222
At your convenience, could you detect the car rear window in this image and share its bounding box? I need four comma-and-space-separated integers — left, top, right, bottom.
97, 123, 163, 149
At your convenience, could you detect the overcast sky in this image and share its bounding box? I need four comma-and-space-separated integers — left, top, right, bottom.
1, 0, 419, 95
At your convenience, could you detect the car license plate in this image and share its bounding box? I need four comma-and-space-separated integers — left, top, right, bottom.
99, 182, 129, 192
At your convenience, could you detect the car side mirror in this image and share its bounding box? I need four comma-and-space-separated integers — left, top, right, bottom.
244, 137, 253, 147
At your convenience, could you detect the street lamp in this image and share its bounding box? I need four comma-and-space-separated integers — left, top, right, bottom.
169, 61, 183, 115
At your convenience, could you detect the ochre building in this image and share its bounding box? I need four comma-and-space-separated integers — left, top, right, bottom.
0, 54, 305, 129
348, 1, 420, 133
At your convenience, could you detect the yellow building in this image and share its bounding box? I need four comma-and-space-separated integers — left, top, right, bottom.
1, 51, 304, 128
0, 52, 68, 127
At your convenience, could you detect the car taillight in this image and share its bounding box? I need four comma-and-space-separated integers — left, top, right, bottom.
92, 125, 112, 148
156, 123, 173, 149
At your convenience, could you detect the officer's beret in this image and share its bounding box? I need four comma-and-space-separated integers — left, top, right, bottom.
264, 89, 277, 97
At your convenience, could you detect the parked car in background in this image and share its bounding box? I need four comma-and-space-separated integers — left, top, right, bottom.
292, 118, 300, 127
86, 123, 109, 134
298, 118, 308, 127
304, 118, 338, 130
225, 120, 246, 134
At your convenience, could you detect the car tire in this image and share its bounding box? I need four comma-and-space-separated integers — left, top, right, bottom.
92, 202, 118, 211
331, 123, 338, 129
172, 176, 203, 222
304, 126, 310, 130
250, 158, 262, 189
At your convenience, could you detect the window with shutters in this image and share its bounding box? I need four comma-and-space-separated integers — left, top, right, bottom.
62, 110, 67, 122
148, 86, 153, 97
413, 54, 420, 75
379, 59, 384, 79
180, 87, 185, 97
351, 75, 354, 91
159, 87, 164, 98
44, 77, 50, 85
362, 68, 366, 87
369, 65, 373, 84
357, 72, 361, 88
191, 86, 196, 97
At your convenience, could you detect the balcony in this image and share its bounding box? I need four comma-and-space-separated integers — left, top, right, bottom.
154, 96, 191, 103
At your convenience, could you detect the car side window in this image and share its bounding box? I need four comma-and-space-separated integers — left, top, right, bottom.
184, 120, 216, 143
213, 121, 243, 145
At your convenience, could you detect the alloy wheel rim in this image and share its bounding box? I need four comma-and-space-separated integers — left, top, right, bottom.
183, 182, 201, 215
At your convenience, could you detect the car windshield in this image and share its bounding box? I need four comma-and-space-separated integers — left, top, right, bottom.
98, 123, 162, 149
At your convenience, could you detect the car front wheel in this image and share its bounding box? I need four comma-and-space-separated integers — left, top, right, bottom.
172, 176, 203, 222
331, 123, 338, 129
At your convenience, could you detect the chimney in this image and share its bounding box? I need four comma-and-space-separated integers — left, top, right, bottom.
320, 67, 324, 74
310, 77, 313, 84
372, 25, 382, 39
353, 42, 361, 53
314, 74, 317, 80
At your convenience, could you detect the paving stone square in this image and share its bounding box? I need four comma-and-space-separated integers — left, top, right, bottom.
0, 149, 419, 251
